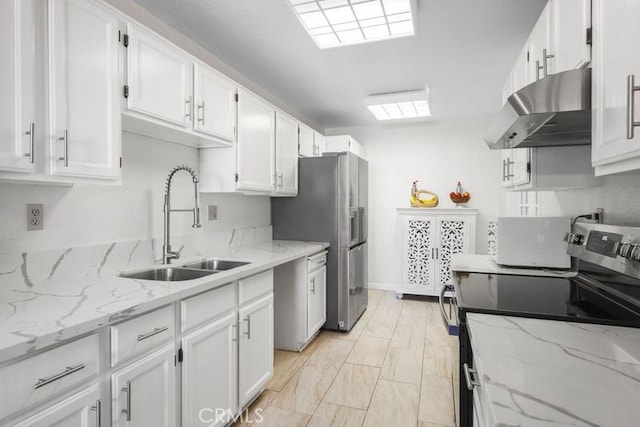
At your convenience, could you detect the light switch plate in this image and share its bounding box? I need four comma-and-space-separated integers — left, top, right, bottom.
208, 205, 218, 221
26, 204, 44, 231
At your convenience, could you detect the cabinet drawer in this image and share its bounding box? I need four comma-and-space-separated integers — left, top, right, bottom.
307, 251, 327, 272
0, 334, 99, 420
239, 269, 273, 305
181, 283, 236, 332
111, 305, 175, 366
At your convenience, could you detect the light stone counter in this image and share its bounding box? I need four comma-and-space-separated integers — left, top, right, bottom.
467, 313, 640, 426
0, 237, 328, 364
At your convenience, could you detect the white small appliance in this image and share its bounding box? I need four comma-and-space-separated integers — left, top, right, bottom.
492, 216, 571, 269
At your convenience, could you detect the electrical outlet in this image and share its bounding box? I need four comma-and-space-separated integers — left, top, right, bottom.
208, 205, 218, 221
26, 204, 44, 231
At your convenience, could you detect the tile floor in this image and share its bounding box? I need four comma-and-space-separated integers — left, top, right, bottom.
234, 290, 458, 427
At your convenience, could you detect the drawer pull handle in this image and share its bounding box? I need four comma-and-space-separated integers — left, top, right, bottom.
463, 362, 481, 391
121, 381, 132, 421
137, 326, 168, 341
33, 363, 85, 389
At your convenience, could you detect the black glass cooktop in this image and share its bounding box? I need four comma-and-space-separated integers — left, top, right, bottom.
453, 271, 640, 326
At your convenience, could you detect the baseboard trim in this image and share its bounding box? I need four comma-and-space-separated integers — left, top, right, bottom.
368, 282, 396, 291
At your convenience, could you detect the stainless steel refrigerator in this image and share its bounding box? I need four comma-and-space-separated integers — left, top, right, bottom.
272, 152, 368, 331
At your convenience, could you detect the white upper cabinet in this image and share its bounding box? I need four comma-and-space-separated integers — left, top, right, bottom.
592, 0, 640, 175
236, 88, 275, 192
298, 124, 314, 157
126, 24, 192, 128
0, 0, 36, 173
193, 62, 237, 143
49, 0, 122, 180
527, 5, 552, 82
326, 135, 366, 159
314, 131, 326, 157
550, 0, 591, 72
274, 111, 298, 196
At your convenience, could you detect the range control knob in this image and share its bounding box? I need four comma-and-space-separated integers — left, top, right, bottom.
563, 232, 584, 245
614, 242, 640, 260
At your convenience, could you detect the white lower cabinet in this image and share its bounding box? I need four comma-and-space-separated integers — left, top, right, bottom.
14, 384, 102, 427
181, 312, 237, 427
111, 344, 176, 427
397, 209, 477, 297
2, 268, 280, 427
307, 265, 327, 338
273, 252, 327, 351
238, 294, 274, 409
180, 271, 274, 425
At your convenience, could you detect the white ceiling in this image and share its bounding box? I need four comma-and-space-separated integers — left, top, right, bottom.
129, 0, 547, 130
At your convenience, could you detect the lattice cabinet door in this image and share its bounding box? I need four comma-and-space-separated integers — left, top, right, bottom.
401, 216, 437, 292
436, 216, 474, 287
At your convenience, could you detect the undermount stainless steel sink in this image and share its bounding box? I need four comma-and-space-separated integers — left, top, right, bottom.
119, 267, 217, 281
181, 259, 251, 272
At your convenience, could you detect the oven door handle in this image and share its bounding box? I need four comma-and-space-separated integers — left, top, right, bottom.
439, 284, 459, 336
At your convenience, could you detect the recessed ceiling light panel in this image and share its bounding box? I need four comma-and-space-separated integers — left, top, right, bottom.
288, 0, 415, 48
364, 89, 431, 121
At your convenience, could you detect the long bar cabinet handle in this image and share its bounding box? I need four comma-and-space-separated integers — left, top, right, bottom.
58, 130, 68, 167
137, 326, 168, 341
627, 74, 640, 139
121, 381, 132, 421
91, 399, 102, 427
25, 123, 35, 163
33, 363, 85, 389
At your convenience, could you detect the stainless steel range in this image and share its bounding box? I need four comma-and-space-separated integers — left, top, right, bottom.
442, 222, 640, 426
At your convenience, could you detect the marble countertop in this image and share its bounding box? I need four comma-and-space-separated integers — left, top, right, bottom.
467, 313, 640, 426
452, 253, 577, 278
0, 240, 328, 364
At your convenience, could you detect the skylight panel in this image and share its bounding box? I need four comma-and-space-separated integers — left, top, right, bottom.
287, 0, 415, 48
364, 89, 432, 121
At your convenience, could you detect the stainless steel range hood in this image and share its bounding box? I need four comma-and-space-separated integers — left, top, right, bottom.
484, 68, 591, 149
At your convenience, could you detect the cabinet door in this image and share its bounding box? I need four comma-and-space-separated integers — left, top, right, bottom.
436, 217, 472, 288
511, 148, 531, 186
512, 45, 530, 91
592, 0, 640, 171
402, 216, 437, 292
0, 0, 36, 173
112, 344, 176, 427
527, 5, 551, 82
14, 385, 101, 427
274, 111, 298, 195
550, 0, 591, 72
238, 294, 274, 409
193, 63, 236, 143
49, 0, 121, 179
126, 24, 192, 127
298, 124, 314, 157
236, 89, 275, 192
307, 265, 326, 339
182, 312, 237, 427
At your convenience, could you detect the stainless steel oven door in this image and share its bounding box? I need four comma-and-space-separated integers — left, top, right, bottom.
440, 283, 460, 426
439, 284, 459, 336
